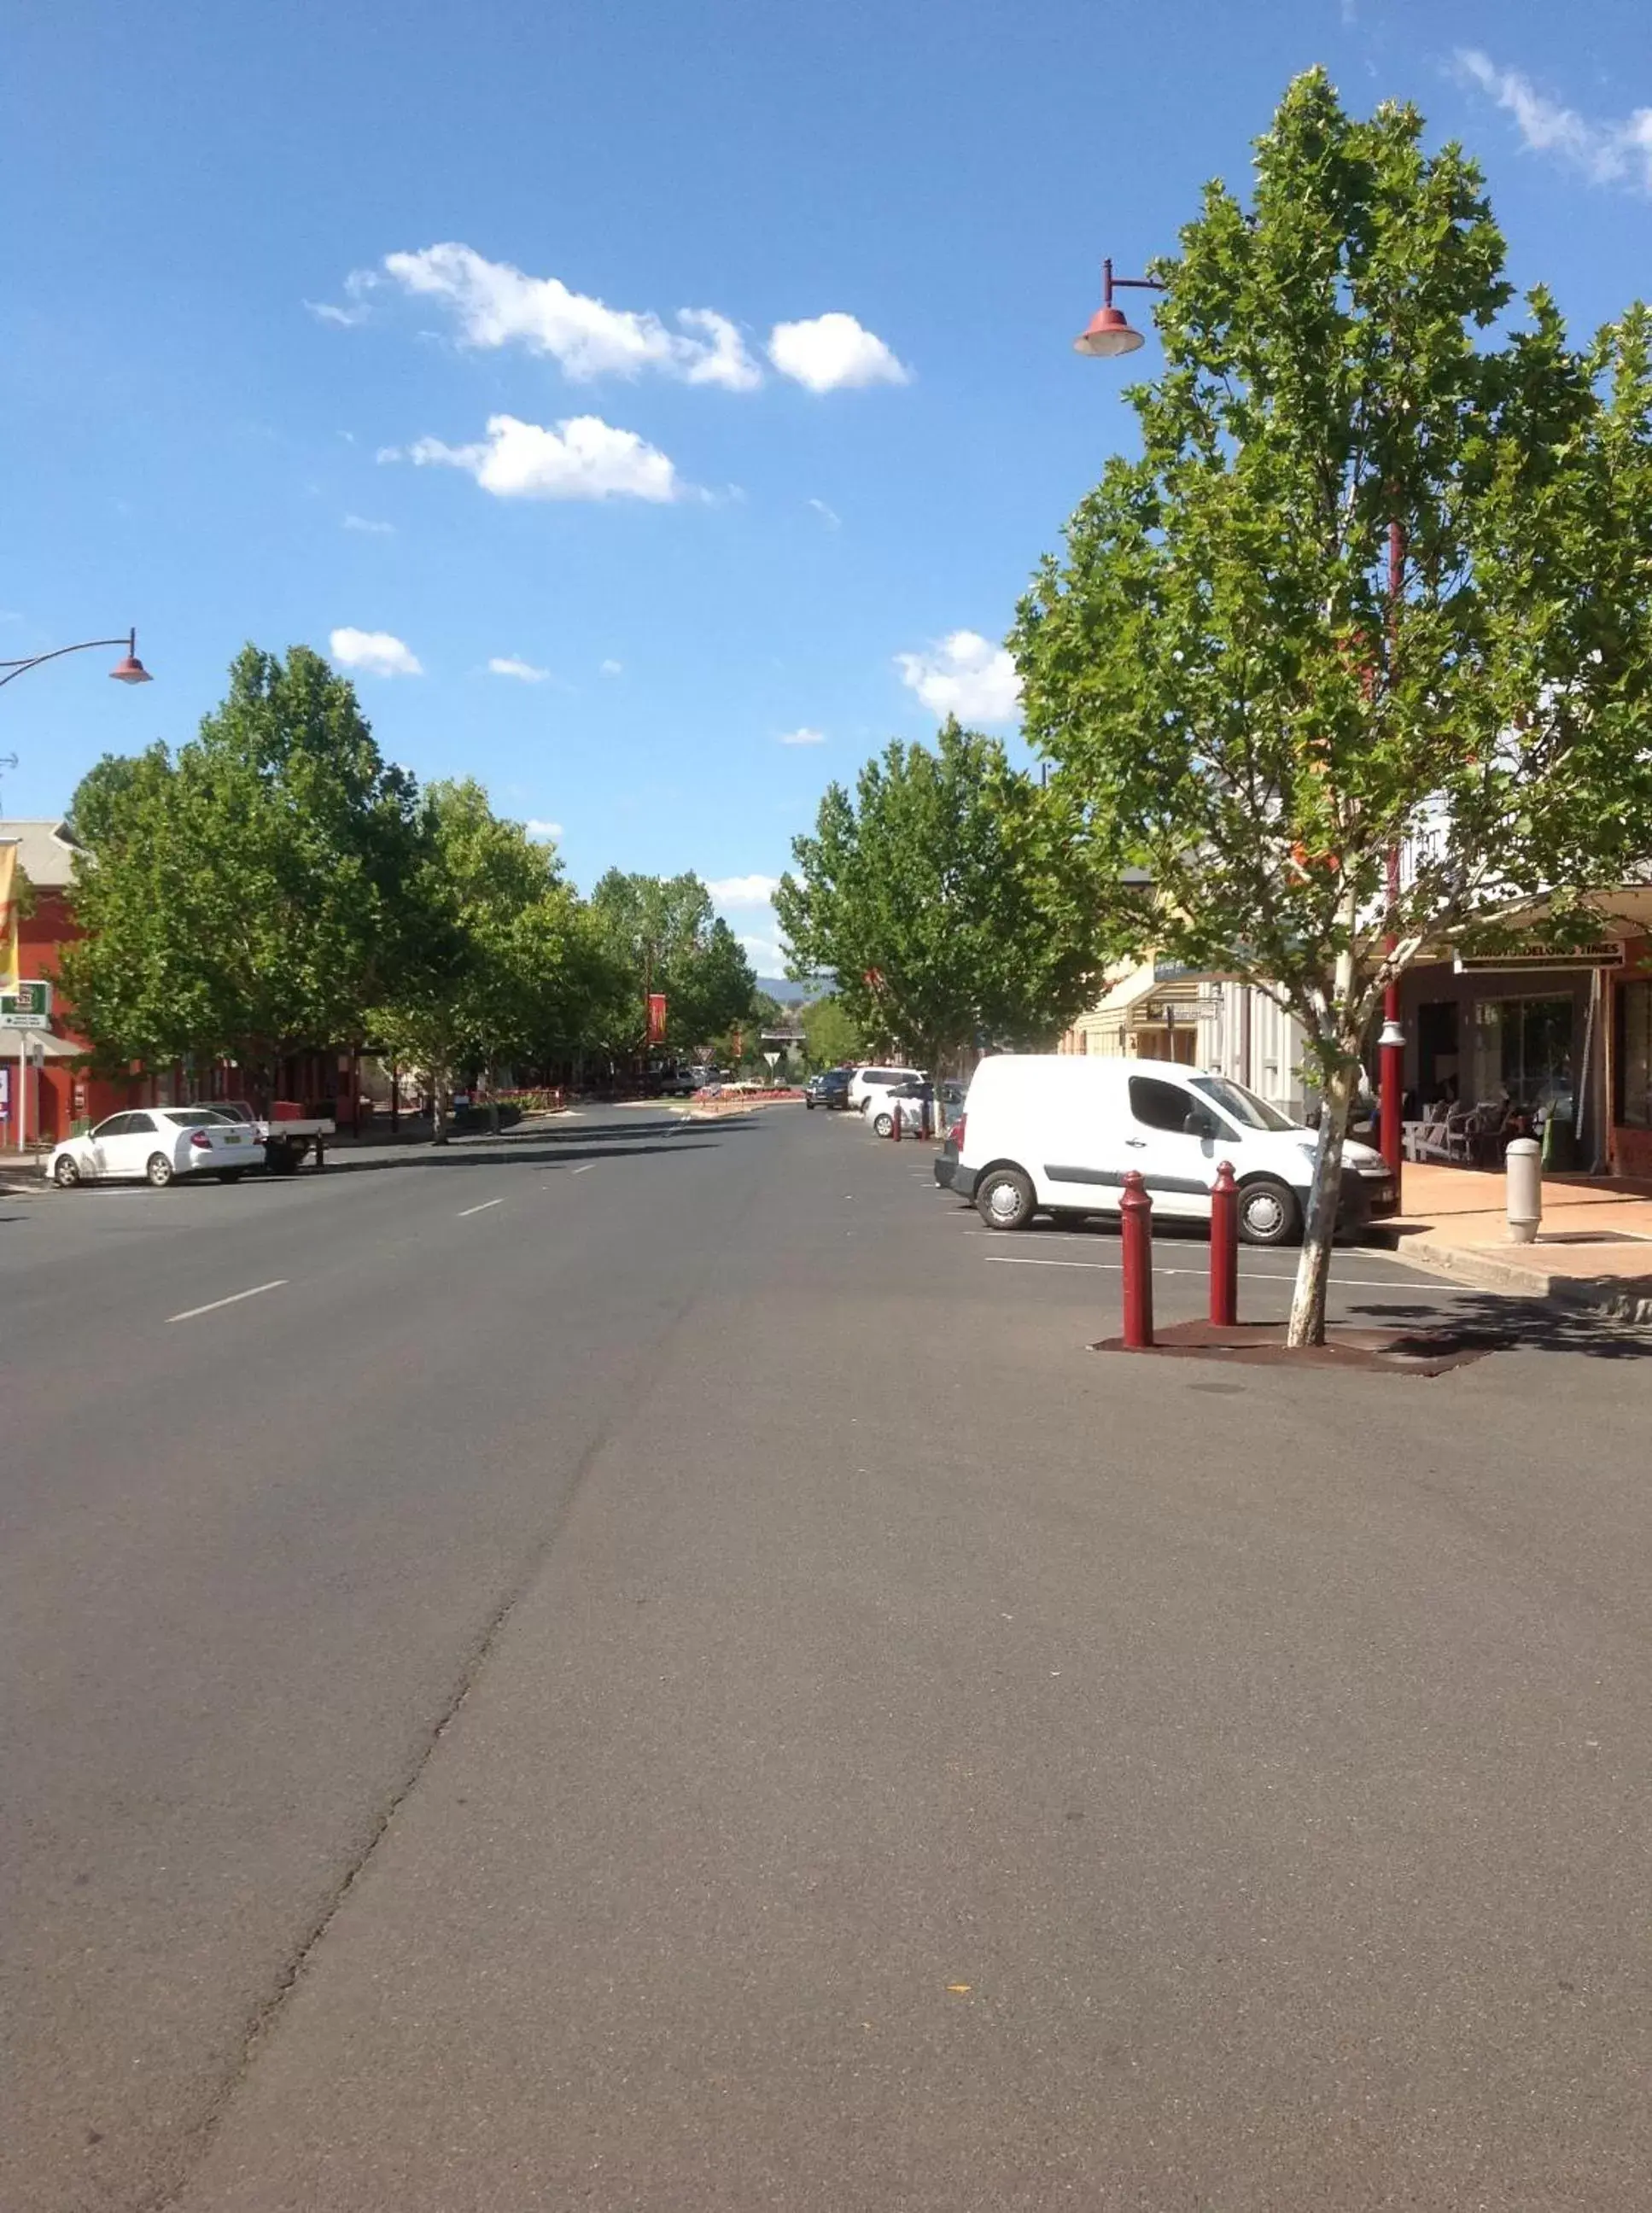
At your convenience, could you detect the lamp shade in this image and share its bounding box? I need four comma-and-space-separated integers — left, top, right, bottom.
1073, 304, 1146, 359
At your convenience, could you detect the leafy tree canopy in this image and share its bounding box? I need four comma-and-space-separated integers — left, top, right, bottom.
63, 645, 423, 1082
1013, 68, 1652, 1339
588, 869, 758, 1052
775, 718, 1117, 1070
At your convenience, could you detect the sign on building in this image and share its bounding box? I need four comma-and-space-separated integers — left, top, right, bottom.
0, 978, 51, 1029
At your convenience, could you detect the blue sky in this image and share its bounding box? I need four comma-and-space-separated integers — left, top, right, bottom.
3, 0, 1649, 970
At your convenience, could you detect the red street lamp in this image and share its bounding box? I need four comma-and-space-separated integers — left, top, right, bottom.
1073, 258, 1165, 358
0, 628, 153, 692
1076, 252, 1405, 1205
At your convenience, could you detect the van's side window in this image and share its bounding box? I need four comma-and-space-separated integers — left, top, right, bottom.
1128, 1077, 1195, 1133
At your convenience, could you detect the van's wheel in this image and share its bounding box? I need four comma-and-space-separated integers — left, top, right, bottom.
1238, 1177, 1299, 1247
54, 1155, 82, 1188
146, 1153, 176, 1188
976, 1165, 1036, 1231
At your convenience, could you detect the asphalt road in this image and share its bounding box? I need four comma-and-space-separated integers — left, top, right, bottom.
4, 1103, 1651, 2211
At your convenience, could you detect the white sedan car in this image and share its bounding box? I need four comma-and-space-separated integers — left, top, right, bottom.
49, 1107, 265, 1189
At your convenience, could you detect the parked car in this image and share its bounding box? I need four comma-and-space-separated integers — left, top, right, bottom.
804, 1069, 853, 1111
849, 1065, 926, 1118
949, 1054, 1397, 1245
211, 1098, 337, 1172
865, 1077, 962, 1137
49, 1106, 266, 1189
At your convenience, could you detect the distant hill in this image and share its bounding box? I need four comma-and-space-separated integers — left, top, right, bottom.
757, 975, 829, 1007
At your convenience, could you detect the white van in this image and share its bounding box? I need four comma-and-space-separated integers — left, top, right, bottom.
950, 1055, 1396, 1246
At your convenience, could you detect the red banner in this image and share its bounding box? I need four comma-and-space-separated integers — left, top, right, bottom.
646, 992, 668, 1044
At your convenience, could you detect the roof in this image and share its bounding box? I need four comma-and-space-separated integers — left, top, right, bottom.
0, 820, 81, 890
0, 1026, 82, 1060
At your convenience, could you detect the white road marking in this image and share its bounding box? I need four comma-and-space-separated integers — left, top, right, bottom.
571, 1163, 595, 1176
981, 1253, 1456, 1291
168, 1280, 288, 1323
458, 1197, 505, 1217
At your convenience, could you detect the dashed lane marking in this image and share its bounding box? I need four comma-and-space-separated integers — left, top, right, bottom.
168, 1280, 289, 1323
457, 1198, 505, 1217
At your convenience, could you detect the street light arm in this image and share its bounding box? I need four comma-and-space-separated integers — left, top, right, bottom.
0, 630, 149, 690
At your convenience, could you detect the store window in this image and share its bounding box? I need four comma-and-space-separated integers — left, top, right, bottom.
1622, 980, 1652, 1129
1471, 996, 1574, 1111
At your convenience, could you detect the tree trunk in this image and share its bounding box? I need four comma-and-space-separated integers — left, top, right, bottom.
1287, 1051, 1357, 1347
431, 1070, 452, 1146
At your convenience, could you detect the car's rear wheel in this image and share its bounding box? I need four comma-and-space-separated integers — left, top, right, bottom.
219, 1169, 244, 1183
1237, 1176, 1300, 1247
54, 1155, 82, 1188
146, 1152, 176, 1188
872, 1111, 895, 1137
976, 1165, 1036, 1231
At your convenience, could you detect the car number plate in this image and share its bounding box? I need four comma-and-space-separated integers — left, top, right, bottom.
224, 1133, 241, 1144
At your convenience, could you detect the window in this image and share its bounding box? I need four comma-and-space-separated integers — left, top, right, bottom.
1129, 1076, 1198, 1133
92, 1114, 134, 1139
126, 1112, 156, 1134
1623, 980, 1652, 1130
166, 1110, 223, 1128
1472, 996, 1573, 1109
1191, 1075, 1293, 1132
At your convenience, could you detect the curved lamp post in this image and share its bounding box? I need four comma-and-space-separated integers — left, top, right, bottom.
1073, 259, 1165, 358
1075, 254, 1405, 1202
0, 628, 152, 692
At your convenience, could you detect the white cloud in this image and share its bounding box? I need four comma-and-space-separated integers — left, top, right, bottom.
706, 873, 782, 907
329, 627, 423, 678
1455, 50, 1652, 191
599, 657, 623, 677
807, 497, 842, 528
768, 312, 910, 394
896, 630, 1021, 725
402, 412, 683, 502
342, 513, 394, 534
489, 656, 552, 682
524, 819, 563, 842
777, 725, 826, 746
376, 243, 763, 389
738, 931, 788, 974
306, 299, 370, 329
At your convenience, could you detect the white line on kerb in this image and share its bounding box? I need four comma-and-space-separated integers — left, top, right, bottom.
458, 1198, 505, 1217
168, 1280, 289, 1323
982, 1253, 1455, 1291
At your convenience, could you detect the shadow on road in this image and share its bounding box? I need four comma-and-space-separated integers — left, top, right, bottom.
1345, 1288, 1652, 1360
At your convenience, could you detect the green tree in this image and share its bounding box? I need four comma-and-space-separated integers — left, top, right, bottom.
1013, 70, 1652, 1344
774, 719, 1116, 1075
63, 645, 423, 1088
369, 780, 585, 1141
588, 871, 757, 1059
801, 993, 867, 1071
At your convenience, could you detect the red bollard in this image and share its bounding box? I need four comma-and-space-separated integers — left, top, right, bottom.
890, 1097, 902, 1141
921, 1094, 933, 1141
1119, 1169, 1154, 1348
1209, 1159, 1239, 1327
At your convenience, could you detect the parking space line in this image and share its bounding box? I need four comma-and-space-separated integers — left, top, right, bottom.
571, 1164, 595, 1176
168, 1281, 288, 1323
981, 1253, 1459, 1291
457, 1198, 505, 1217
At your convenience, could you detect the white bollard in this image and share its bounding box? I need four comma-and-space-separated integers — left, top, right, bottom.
1505, 1136, 1542, 1244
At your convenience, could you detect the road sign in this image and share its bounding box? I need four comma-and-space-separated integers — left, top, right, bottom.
0, 978, 50, 1029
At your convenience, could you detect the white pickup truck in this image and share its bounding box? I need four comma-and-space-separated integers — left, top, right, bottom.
213, 1100, 337, 1174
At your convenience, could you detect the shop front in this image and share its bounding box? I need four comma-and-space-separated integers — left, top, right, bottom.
1398, 955, 1608, 1171
1611, 936, 1652, 1177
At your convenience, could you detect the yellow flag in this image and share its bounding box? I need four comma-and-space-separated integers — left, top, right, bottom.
0, 841, 17, 991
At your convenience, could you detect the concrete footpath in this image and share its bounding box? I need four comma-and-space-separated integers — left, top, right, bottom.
1388, 1160, 1652, 1320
